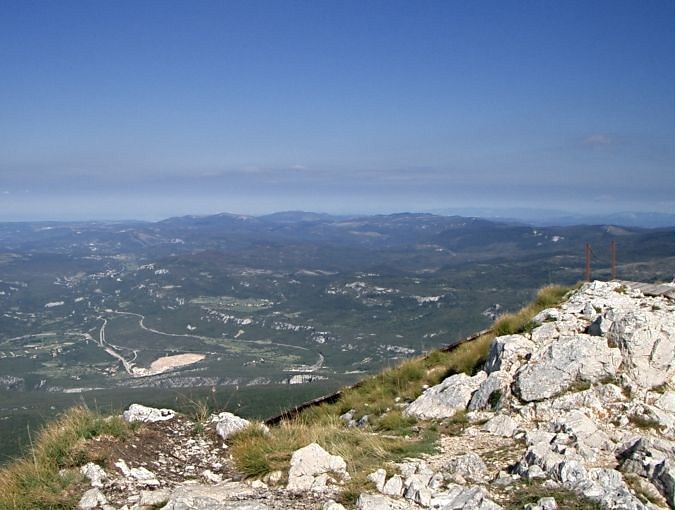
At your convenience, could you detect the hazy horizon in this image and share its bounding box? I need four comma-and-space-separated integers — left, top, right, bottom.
1, 1, 673, 221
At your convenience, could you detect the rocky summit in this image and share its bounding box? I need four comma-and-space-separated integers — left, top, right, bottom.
73, 281, 675, 510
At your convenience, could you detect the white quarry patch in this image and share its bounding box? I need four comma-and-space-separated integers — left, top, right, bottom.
130, 353, 206, 377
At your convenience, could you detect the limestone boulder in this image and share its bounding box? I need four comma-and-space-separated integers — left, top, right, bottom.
356, 493, 414, 510
468, 371, 511, 411
618, 436, 675, 507
513, 334, 622, 402
444, 452, 488, 482
430, 484, 503, 509
286, 442, 349, 491
552, 410, 612, 450
122, 403, 176, 423
403, 475, 432, 507
211, 412, 251, 440
78, 488, 107, 510
367, 468, 387, 492
483, 414, 518, 438
382, 474, 404, 497
160, 481, 265, 510
405, 372, 487, 420
484, 335, 535, 375
80, 462, 107, 488
607, 307, 675, 389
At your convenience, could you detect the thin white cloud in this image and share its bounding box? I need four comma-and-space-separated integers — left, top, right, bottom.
584, 133, 613, 147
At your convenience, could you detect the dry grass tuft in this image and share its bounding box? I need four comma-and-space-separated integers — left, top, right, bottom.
0, 406, 131, 510
494, 285, 571, 336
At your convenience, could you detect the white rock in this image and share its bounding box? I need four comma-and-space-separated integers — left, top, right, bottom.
122, 403, 175, 423
382, 474, 404, 497
483, 414, 518, 437
367, 468, 387, 492
655, 391, 675, 413
405, 372, 487, 419
357, 493, 414, 510
444, 452, 487, 482
519, 442, 566, 473
403, 476, 432, 507
160, 481, 265, 509
323, 500, 347, 510
484, 335, 536, 375
431, 484, 503, 509
201, 469, 223, 483
607, 305, 675, 389
553, 410, 612, 450
80, 462, 107, 488
212, 412, 251, 440
550, 460, 588, 486
78, 488, 107, 510
468, 371, 511, 411
618, 436, 675, 505
115, 459, 160, 487
532, 308, 561, 323
286, 443, 349, 491
138, 489, 170, 507
513, 334, 622, 402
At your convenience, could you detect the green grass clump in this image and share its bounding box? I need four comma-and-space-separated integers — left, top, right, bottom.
229, 416, 435, 480
502, 482, 603, 509
0, 406, 132, 510
373, 410, 417, 435
628, 414, 662, 431
494, 285, 570, 336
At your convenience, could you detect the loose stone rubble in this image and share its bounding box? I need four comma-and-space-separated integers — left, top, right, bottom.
74, 281, 674, 509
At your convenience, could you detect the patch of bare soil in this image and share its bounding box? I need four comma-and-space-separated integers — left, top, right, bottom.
85, 416, 238, 506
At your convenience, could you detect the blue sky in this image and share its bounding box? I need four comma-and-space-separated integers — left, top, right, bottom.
1, 0, 673, 220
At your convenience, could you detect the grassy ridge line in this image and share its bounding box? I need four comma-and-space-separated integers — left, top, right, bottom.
265, 283, 570, 426
264, 327, 492, 427
230, 284, 572, 504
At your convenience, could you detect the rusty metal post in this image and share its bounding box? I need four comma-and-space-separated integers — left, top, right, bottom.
610, 240, 616, 280
585, 242, 591, 282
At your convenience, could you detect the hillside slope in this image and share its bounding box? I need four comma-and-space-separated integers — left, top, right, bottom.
1, 281, 674, 510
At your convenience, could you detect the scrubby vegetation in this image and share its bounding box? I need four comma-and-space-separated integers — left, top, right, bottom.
0, 406, 132, 510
